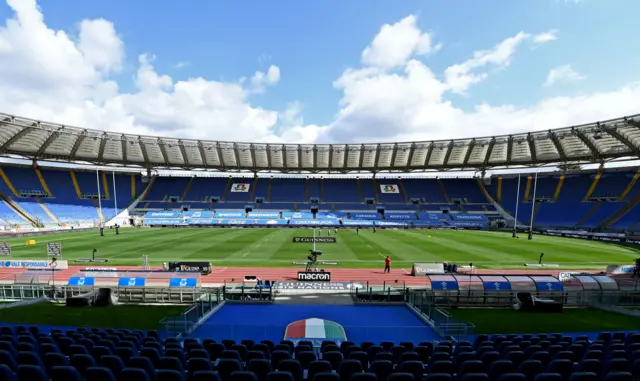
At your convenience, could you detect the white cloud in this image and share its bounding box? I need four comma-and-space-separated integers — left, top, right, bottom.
361, 15, 441, 70
249, 65, 281, 93
0, 0, 288, 143
318, 17, 640, 144
444, 31, 556, 94
544, 65, 585, 86
532, 29, 558, 44
174, 61, 190, 69
0, 2, 638, 158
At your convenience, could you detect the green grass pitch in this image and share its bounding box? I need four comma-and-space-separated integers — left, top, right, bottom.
0, 303, 185, 330
1, 228, 638, 269
447, 308, 640, 334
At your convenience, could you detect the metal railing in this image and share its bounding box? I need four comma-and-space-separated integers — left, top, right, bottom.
405, 289, 640, 308
407, 290, 476, 341
159, 290, 221, 336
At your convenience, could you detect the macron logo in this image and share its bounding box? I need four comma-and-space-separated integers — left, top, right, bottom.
297, 272, 331, 282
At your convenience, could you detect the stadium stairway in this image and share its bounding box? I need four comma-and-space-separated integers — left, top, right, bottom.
597, 193, 640, 230
101, 172, 111, 199
34, 166, 53, 197
140, 177, 156, 201
304, 178, 309, 201
69, 170, 83, 198
92, 199, 105, 222
356, 179, 363, 201
222, 178, 233, 201
37, 199, 59, 224
372, 178, 379, 202
619, 169, 640, 201
267, 178, 273, 201
523, 176, 533, 201
0, 195, 38, 226
181, 177, 194, 200
575, 202, 601, 227
552, 175, 565, 202
496, 176, 503, 203
398, 179, 408, 203
475, 178, 493, 203
437, 179, 451, 203
584, 166, 604, 201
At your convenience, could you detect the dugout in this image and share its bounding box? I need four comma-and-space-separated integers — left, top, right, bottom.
424, 274, 565, 306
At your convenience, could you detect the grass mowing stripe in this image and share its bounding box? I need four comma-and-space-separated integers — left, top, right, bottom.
0, 227, 635, 269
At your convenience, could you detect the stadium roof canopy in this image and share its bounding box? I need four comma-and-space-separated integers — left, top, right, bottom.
1, 112, 639, 173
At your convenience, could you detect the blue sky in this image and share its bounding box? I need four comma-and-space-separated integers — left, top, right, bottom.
0, 0, 638, 144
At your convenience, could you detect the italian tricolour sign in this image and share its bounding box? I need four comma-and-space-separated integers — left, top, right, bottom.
230, 183, 251, 193
380, 184, 399, 194
284, 318, 347, 346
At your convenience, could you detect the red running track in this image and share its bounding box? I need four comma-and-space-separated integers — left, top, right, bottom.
0, 265, 605, 285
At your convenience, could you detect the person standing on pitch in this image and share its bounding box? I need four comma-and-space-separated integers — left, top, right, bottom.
384, 256, 391, 273
356, 227, 359, 235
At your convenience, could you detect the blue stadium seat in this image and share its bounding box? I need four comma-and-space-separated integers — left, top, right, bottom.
311, 373, 339, 381
603, 372, 634, 381
0, 364, 15, 381
120, 368, 152, 381
424, 374, 452, 381
16, 365, 47, 381
369, 360, 393, 381
216, 359, 243, 381
231, 371, 259, 381
128, 356, 155, 379
0, 351, 17, 372
158, 356, 184, 373
461, 374, 489, 381
277, 360, 303, 381
84, 367, 116, 381
267, 371, 295, 381
98, 355, 125, 379
387, 373, 414, 381
247, 359, 272, 381
338, 359, 363, 381
568, 373, 598, 381
156, 369, 185, 381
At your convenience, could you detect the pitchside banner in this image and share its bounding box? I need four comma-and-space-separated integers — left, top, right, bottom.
380, 184, 400, 194
297, 272, 331, 281
411, 263, 443, 276
292, 237, 337, 243
1, 260, 68, 270
230, 183, 251, 193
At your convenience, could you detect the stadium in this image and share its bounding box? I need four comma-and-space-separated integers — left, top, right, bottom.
0, 109, 638, 381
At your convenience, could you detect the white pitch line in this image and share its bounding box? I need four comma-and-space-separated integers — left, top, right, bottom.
378, 252, 386, 258
242, 252, 251, 257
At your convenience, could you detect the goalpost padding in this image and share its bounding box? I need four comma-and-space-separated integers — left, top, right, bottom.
410, 263, 443, 276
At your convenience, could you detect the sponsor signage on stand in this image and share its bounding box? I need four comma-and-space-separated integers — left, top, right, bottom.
167, 261, 212, 275
540, 230, 640, 245
275, 281, 362, 290
297, 272, 332, 281
292, 237, 337, 243
558, 272, 582, 282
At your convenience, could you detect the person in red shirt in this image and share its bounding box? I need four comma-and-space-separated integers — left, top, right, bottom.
384, 256, 391, 273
